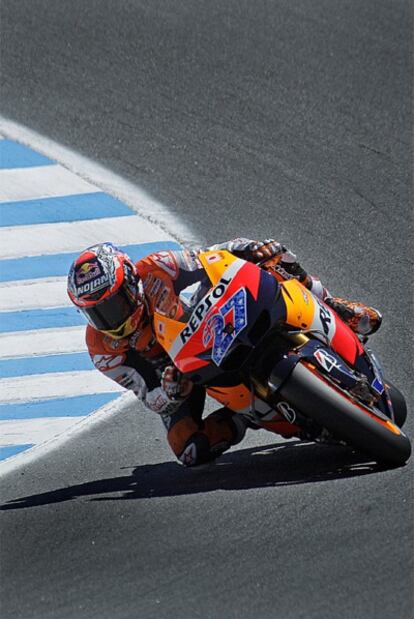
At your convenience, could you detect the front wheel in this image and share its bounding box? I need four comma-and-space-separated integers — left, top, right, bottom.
279, 362, 411, 466
386, 380, 407, 428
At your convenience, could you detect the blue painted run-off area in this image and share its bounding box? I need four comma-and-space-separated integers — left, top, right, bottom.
0, 137, 180, 463
0, 307, 86, 333
0, 352, 93, 378
0, 393, 120, 421
0, 139, 53, 169
0, 241, 180, 283
0, 192, 134, 226
0, 444, 35, 460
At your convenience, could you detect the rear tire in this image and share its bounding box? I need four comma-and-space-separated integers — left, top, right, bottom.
279, 362, 411, 466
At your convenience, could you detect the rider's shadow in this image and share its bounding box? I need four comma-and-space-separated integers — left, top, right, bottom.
1, 441, 382, 510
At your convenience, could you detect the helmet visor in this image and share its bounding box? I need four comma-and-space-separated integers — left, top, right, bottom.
82, 286, 139, 331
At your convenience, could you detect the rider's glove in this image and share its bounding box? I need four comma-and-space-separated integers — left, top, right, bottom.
227, 238, 284, 263
248, 239, 284, 262
161, 366, 193, 401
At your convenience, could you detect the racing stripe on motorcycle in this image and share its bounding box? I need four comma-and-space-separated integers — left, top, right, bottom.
166, 257, 247, 360
0, 135, 181, 466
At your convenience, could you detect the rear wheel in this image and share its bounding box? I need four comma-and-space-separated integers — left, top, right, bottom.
279, 362, 411, 466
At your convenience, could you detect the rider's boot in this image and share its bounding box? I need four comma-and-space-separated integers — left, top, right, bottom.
325, 297, 382, 336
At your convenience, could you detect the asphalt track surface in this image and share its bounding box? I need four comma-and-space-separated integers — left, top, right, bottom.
1, 1, 413, 618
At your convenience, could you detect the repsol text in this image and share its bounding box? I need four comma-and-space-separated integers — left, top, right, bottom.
180, 276, 231, 343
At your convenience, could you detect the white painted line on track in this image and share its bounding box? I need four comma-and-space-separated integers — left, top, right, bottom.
0, 277, 199, 311
0, 116, 198, 247
0, 417, 96, 446
0, 326, 86, 359
0, 215, 173, 259
0, 164, 98, 202
0, 391, 136, 477
0, 116, 195, 475
0, 278, 69, 311
0, 370, 123, 403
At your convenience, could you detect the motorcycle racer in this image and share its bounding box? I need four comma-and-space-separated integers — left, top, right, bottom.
67, 239, 382, 467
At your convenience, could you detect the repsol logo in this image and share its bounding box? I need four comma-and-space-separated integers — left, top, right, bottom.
180, 276, 231, 344
76, 274, 109, 295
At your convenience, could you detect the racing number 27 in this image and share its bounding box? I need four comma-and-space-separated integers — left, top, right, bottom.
202, 288, 248, 366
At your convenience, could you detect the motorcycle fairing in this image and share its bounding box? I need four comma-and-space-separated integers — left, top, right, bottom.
268, 340, 362, 393
152, 250, 397, 429
153, 250, 390, 412
267, 339, 394, 419
279, 279, 393, 418
280, 278, 364, 365
153, 251, 286, 380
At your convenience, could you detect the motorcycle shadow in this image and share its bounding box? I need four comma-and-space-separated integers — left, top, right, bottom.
1, 441, 383, 510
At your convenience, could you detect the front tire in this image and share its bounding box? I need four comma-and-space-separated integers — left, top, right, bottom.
386, 381, 407, 428
279, 362, 411, 466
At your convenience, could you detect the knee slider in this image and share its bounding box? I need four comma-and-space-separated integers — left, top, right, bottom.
178, 433, 214, 467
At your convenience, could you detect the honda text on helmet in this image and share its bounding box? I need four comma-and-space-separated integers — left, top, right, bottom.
67, 242, 145, 339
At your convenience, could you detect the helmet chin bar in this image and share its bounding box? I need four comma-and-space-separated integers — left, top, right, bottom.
101, 304, 144, 339
101, 319, 136, 339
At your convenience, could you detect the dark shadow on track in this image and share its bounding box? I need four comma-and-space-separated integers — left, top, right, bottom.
1, 441, 385, 510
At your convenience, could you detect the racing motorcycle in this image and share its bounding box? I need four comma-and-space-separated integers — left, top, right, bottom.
153, 250, 411, 466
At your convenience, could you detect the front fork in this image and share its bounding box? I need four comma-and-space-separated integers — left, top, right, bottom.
364, 345, 395, 422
